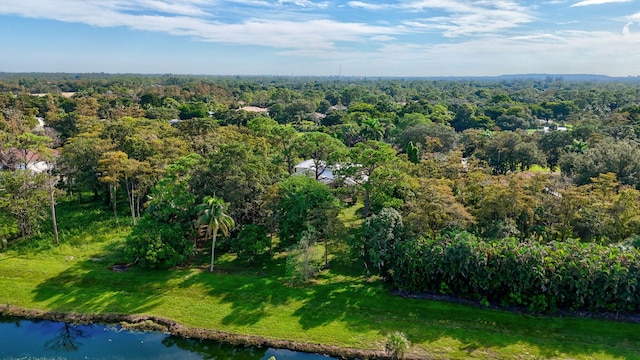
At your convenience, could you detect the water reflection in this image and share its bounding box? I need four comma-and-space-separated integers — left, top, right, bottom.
163, 336, 269, 359
0, 316, 337, 360
44, 323, 86, 353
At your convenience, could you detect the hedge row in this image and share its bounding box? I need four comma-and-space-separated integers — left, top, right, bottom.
389, 233, 640, 313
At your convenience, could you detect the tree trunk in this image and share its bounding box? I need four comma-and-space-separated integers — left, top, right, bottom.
110, 184, 118, 220
49, 180, 59, 245
324, 238, 329, 269
363, 187, 371, 218
126, 181, 136, 226
210, 224, 218, 272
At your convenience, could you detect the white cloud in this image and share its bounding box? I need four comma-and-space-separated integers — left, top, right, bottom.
132, 0, 212, 16
571, 0, 632, 7
370, 35, 396, 41
278, 0, 330, 8
0, 1, 406, 50
351, 0, 534, 37
341, 29, 640, 76
347, 1, 390, 10
2, 0, 640, 76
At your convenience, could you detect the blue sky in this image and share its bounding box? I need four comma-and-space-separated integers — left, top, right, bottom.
0, 0, 639, 76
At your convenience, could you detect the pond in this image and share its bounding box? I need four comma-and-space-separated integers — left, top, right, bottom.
0, 316, 338, 360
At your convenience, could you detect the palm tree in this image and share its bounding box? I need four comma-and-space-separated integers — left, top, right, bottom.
195, 196, 235, 272
360, 117, 384, 141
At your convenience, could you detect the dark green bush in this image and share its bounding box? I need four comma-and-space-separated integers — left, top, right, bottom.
231, 224, 269, 262
125, 216, 195, 269
389, 232, 640, 313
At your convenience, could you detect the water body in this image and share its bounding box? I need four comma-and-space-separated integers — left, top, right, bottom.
0, 316, 337, 360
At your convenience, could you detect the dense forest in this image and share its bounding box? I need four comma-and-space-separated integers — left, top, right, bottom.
3, 73, 640, 314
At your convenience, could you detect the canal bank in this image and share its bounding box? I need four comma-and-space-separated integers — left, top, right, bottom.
0, 305, 404, 359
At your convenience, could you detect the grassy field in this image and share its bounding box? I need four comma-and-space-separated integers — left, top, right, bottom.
1, 199, 639, 359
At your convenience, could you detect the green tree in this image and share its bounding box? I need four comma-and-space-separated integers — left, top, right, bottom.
293, 132, 346, 180
285, 224, 321, 285
479, 132, 546, 174
0, 171, 48, 238
178, 101, 209, 120
195, 196, 235, 272
57, 136, 112, 201
231, 224, 269, 263
359, 117, 384, 141
348, 140, 397, 218
97, 150, 129, 220
272, 176, 338, 246
269, 124, 299, 175
559, 138, 640, 187
404, 178, 474, 238
356, 207, 404, 276
146, 153, 202, 224
190, 142, 278, 226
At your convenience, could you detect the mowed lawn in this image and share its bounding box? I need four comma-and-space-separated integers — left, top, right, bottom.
0, 200, 639, 359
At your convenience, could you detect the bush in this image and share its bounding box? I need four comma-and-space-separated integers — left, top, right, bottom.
125, 216, 195, 269
285, 226, 320, 285
231, 224, 269, 262
353, 208, 404, 276
389, 232, 640, 313
385, 331, 410, 360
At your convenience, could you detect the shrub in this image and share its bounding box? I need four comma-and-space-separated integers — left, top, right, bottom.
231, 224, 269, 262
285, 226, 320, 285
125, 216, 195, 269
385, 331, 410, 360
389, 232, 640, 313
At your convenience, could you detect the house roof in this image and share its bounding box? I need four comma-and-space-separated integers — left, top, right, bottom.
293, 159, 367, 185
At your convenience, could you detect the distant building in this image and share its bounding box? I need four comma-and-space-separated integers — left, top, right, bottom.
0, 149, 54, 173
293, 159, 366, 186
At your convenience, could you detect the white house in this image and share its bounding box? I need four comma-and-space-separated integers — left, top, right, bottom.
0, 149, 54, 173
293, 159, 366, 186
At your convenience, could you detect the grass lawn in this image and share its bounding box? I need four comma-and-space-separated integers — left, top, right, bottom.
0, 199, 639, 359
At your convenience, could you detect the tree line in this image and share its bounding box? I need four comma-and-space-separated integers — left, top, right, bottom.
2, 74, 640, 312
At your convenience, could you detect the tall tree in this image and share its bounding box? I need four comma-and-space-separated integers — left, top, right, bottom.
97, 151, 129, 220
195, 196, 235, 272
293, 132, 346, 180
271, 176, 338, 246
0, 171, 48, 238
348, 140, 397, 217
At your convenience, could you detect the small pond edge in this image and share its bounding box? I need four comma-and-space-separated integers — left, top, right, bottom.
0, 304, 417, 360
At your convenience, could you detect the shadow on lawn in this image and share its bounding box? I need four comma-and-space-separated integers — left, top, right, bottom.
31, 258, 169, 315
181, 252, 640, 359
25, 193, 640, 360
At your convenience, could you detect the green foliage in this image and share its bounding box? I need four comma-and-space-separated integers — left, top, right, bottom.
195, 195, 235, 271
559, 138, 640, 187
0, 171, 49, 238
0, 210, 19, 245
285, 225, 321, 285
477, 131, 546, 174
190, 142, 278, 226
231, 224, 269, 263
146, 153, 202, 224
385, 331, 410, 360
178, 101, 209, 120
396, 123, 459, 153
390, 232, 640, 313
406, 141, 419, 164
273, 176, 338, 246
354, 208, 404, 276
125, 216, 195, 269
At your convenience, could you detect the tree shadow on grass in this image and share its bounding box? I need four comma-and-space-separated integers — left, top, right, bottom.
180, 250, 640, 360
179, 270, 293, 327
31, 259, 170, 315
